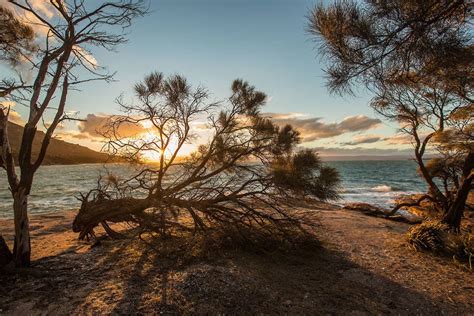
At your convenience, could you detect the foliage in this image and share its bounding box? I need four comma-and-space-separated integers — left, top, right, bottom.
0, 6, 37, 98
272, 149, 340, 201
308, 0, 472, 98
0, 6, 37, 66
308, 0, 473, 229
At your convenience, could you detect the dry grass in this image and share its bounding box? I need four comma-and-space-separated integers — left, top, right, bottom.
407, 221, 450, 252
407, 220, 474, 270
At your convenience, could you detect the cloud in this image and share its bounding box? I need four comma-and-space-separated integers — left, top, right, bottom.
55, 130, 95, 141
28, 0, 55, 19
8, 111, 24, 125
311, 146, 413, 157
0, 101, 24, 125
73, 45, 99, 68
265, 113, 382, 143
383, 133, 415, 145
342, 134, 383, 146
1, 0, 56, 36
0, 100, 15, 108
78, 114, 147, 139
43, 121, 65, 130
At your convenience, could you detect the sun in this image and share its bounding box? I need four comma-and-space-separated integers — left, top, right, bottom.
139, 132, 196, 163
141, 149, 163, 163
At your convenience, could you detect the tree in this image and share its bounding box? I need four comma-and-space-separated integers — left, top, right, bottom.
371, 76, 473, 229
0, 5, 37, 97
308, 0, 473, 230
0, 0, 147, 267
0, 4, 37, 267
72, 72, 340, 244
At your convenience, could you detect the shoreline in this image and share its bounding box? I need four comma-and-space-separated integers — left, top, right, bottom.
1, 205, 473, 314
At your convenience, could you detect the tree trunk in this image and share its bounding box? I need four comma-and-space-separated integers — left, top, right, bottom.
12, 187, 31, 267
415, 154, 448, 211
442, 152, 474, 231
0, 234, 12, 267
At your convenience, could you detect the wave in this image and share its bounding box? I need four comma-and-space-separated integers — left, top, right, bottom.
370, 185, 395, 192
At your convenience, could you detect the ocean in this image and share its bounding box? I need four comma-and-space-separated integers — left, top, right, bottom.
0, 160, 427, 219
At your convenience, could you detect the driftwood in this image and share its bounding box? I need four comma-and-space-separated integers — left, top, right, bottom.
343, 203, 423, 224
387, 195, 434, 215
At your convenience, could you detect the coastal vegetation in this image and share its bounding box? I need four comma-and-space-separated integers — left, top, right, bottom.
308, 0, 473, 231
73, 72, 340, 245
0, 0, 472, 314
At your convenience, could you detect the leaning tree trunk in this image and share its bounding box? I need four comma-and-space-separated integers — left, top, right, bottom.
0, 234, 12, 267
442, 152, 474, 231
12, 186, 31, 267
415, 154, 448, 211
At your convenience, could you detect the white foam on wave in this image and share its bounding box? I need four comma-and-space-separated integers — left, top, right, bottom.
371, 185, 393, 192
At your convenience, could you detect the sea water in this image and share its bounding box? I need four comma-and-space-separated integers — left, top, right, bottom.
326, 160, 426, 206
0, 160, 427, 218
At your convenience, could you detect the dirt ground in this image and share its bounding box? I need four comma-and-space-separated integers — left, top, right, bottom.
0, 205, 473, 315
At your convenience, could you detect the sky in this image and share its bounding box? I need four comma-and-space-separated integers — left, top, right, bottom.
2, 0, 415, 158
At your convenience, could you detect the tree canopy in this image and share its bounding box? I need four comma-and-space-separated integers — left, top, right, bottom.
308, 0, 473, 230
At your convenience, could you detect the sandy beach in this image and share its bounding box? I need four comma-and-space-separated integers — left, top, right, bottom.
1, 204, 473, 315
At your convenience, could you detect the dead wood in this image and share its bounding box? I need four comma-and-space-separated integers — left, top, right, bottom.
343, 203, 422, 224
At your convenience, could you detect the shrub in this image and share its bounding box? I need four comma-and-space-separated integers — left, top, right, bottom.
407, 221, 449, 252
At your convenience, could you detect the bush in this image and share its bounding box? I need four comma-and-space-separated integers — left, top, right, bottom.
407, 221, 474, 269
407, 221, 449, 252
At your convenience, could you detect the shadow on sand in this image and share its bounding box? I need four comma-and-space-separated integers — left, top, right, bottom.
0, 233, 469, 315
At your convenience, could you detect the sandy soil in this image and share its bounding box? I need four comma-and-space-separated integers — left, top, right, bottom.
0, 205, 473, 315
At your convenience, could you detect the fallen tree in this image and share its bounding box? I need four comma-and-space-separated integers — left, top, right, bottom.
73, 72, 341, 244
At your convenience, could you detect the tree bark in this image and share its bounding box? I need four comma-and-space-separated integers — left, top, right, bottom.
0, 234, 12, 267
442, 152, 474, 231
415, 154, 448, 211
12, 187, 31, 267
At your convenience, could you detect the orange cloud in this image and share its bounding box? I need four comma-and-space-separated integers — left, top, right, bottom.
265, 113, 382, 143
1, 101, 24, 125
78, 114, 147, 139
342, 134, 383, 146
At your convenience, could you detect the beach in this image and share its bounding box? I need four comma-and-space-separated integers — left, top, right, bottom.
1, 204, 473, 315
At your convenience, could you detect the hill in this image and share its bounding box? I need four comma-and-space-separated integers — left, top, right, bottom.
7, 122, 110, 165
